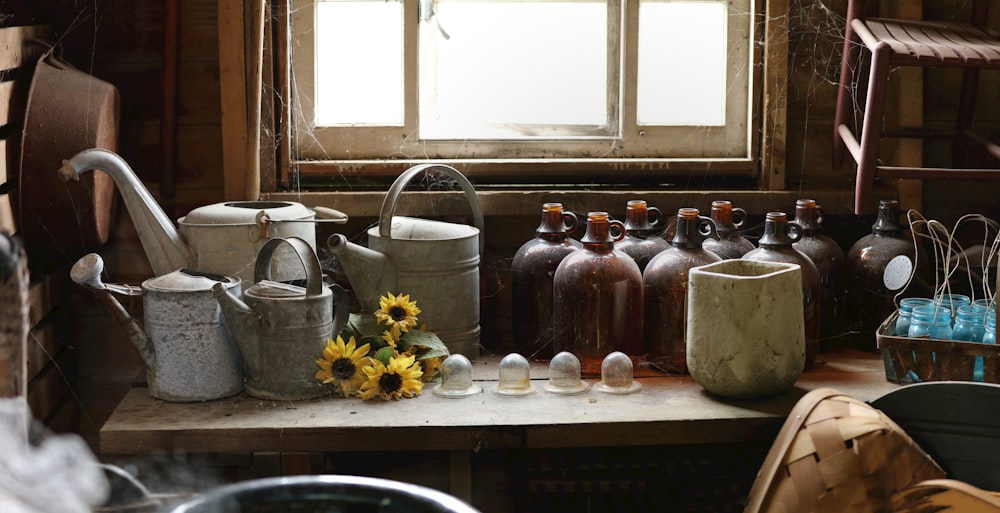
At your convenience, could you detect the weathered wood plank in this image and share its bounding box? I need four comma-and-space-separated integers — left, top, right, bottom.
760, 0, 788, 191
99, 349, 898, 455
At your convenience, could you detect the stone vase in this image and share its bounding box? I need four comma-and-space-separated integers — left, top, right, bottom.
686, 259, 805, 398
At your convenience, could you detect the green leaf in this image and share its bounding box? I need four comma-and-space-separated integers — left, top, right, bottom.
399, 330, 450, 359
375, 346, 394, 366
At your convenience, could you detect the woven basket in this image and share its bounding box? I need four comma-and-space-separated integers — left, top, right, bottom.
877, 313, 1000, 383
744, 388, 945, 513
891, 479, 1000, 512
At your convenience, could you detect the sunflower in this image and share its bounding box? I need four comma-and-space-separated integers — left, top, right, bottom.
315, 335, 371, 397
359, 353, 424, 400
380, 330, 398, 348
419, 356, 443, 382
374, 292, 421, 337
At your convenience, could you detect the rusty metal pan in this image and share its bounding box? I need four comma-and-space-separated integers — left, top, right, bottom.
17, 44, 119, 272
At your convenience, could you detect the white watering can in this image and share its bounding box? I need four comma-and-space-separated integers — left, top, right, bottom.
57, 148, 348, 285
327, 164, 484, 359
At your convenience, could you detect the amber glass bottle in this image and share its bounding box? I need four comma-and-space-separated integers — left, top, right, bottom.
552, 212, 643, 376
615, 199, 669, 272
847, 199, 917, 344
511, 203, 582, 359
642, 208, 721, 374
742, 212, 822, 369
702, 200, 755, 260
792, 199, 847, 343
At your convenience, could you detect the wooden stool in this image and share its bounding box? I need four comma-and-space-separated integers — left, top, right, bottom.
832, 0, 1000, 214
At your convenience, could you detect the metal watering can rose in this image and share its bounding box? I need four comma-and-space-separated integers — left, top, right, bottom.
328, 164, 484, 360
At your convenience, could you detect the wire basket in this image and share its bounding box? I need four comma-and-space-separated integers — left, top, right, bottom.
877, 313, 1000, 384
877, 211, 1000, 384
744, 388, 945, 513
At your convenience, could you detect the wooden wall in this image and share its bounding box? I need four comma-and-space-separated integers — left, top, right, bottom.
9, 0, 1000, 451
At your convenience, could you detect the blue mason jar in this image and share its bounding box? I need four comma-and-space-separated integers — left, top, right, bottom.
984, 309, 997, 345
972, 299, 992, 341
934, 293, 970, 323
908, 305, 953, 340
953, 304, 985, 342
896, 297, 934, 336
974, 308, 996, 382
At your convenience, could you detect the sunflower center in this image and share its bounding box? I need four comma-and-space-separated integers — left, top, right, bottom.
379, 372, 403, 393
389, 306, 408, 322
331, 358, 356, 380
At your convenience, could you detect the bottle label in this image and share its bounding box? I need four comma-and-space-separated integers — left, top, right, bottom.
882, 254, 913, 291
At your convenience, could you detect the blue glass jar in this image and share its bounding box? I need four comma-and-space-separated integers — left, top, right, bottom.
953, 305, 985, 342
907, 305, 953, 340
896, 297, 934, 336
934, 293, 970, 323
972, 299, 992, 339
984, 309, 997, 345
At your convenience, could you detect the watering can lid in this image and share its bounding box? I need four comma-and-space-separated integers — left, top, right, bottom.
144, 268, 237, 292
369, 216, 479, 241
245, 279, 329, 299
180, 201, 312, 226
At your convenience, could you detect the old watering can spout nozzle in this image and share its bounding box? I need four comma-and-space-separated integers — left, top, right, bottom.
59, 148, 193, 277
70, 253, 156, 370
326, 233, 394, 308
212, 282, 263, 380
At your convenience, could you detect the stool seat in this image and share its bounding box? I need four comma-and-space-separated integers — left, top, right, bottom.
858, 18, 1000, 67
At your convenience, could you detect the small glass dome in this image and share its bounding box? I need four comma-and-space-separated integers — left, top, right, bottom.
493, 353, 535, 396
545, 352, 590, 395
432, 354, 482, 398
594, 351, 642, 394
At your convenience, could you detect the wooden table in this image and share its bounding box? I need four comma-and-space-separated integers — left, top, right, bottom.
98, 349, 900, 511
100, 349, 898, 455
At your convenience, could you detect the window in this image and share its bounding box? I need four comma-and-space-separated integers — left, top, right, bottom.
282, 0, 762, 183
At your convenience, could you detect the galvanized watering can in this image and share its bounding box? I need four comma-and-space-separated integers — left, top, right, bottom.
58, 148, 348, 287
327, 164, 484, 359
71, 253, 244, 402
214, 236, 350, 400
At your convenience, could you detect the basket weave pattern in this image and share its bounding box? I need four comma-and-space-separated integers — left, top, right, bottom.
745, 388, 945, 513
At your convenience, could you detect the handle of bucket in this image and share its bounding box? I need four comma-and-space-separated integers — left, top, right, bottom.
253, 236, 324, 297
379, 164, 485, 254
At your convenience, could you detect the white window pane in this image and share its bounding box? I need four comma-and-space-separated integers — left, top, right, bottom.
315, 1, 403, 125
420, 1, 607, 139
637, 1, 727, 126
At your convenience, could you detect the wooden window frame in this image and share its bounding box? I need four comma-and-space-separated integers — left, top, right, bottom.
218, 0, 790, 210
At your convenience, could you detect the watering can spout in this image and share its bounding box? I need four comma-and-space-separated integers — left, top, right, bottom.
70, 253, 157, 370
326, 233, 394, 309
212, 282, 263, 380
59, 148, 192, 276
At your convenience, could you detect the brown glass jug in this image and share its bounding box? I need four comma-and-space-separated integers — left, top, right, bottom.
742, 212, 822, 369
615, 199, 669, 272
702, 200, 755, 260
511, 203, 582, 359
846, 199, 917, 345
552, 212, 643, 376
642, 208, 721, 374
792, 199, 847, 344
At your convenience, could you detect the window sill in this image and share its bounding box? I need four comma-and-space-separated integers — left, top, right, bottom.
264, 188, 858, 219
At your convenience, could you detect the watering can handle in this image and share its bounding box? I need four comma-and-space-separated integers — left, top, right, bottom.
253, 236, 324, 297
379, 164, 486, 254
